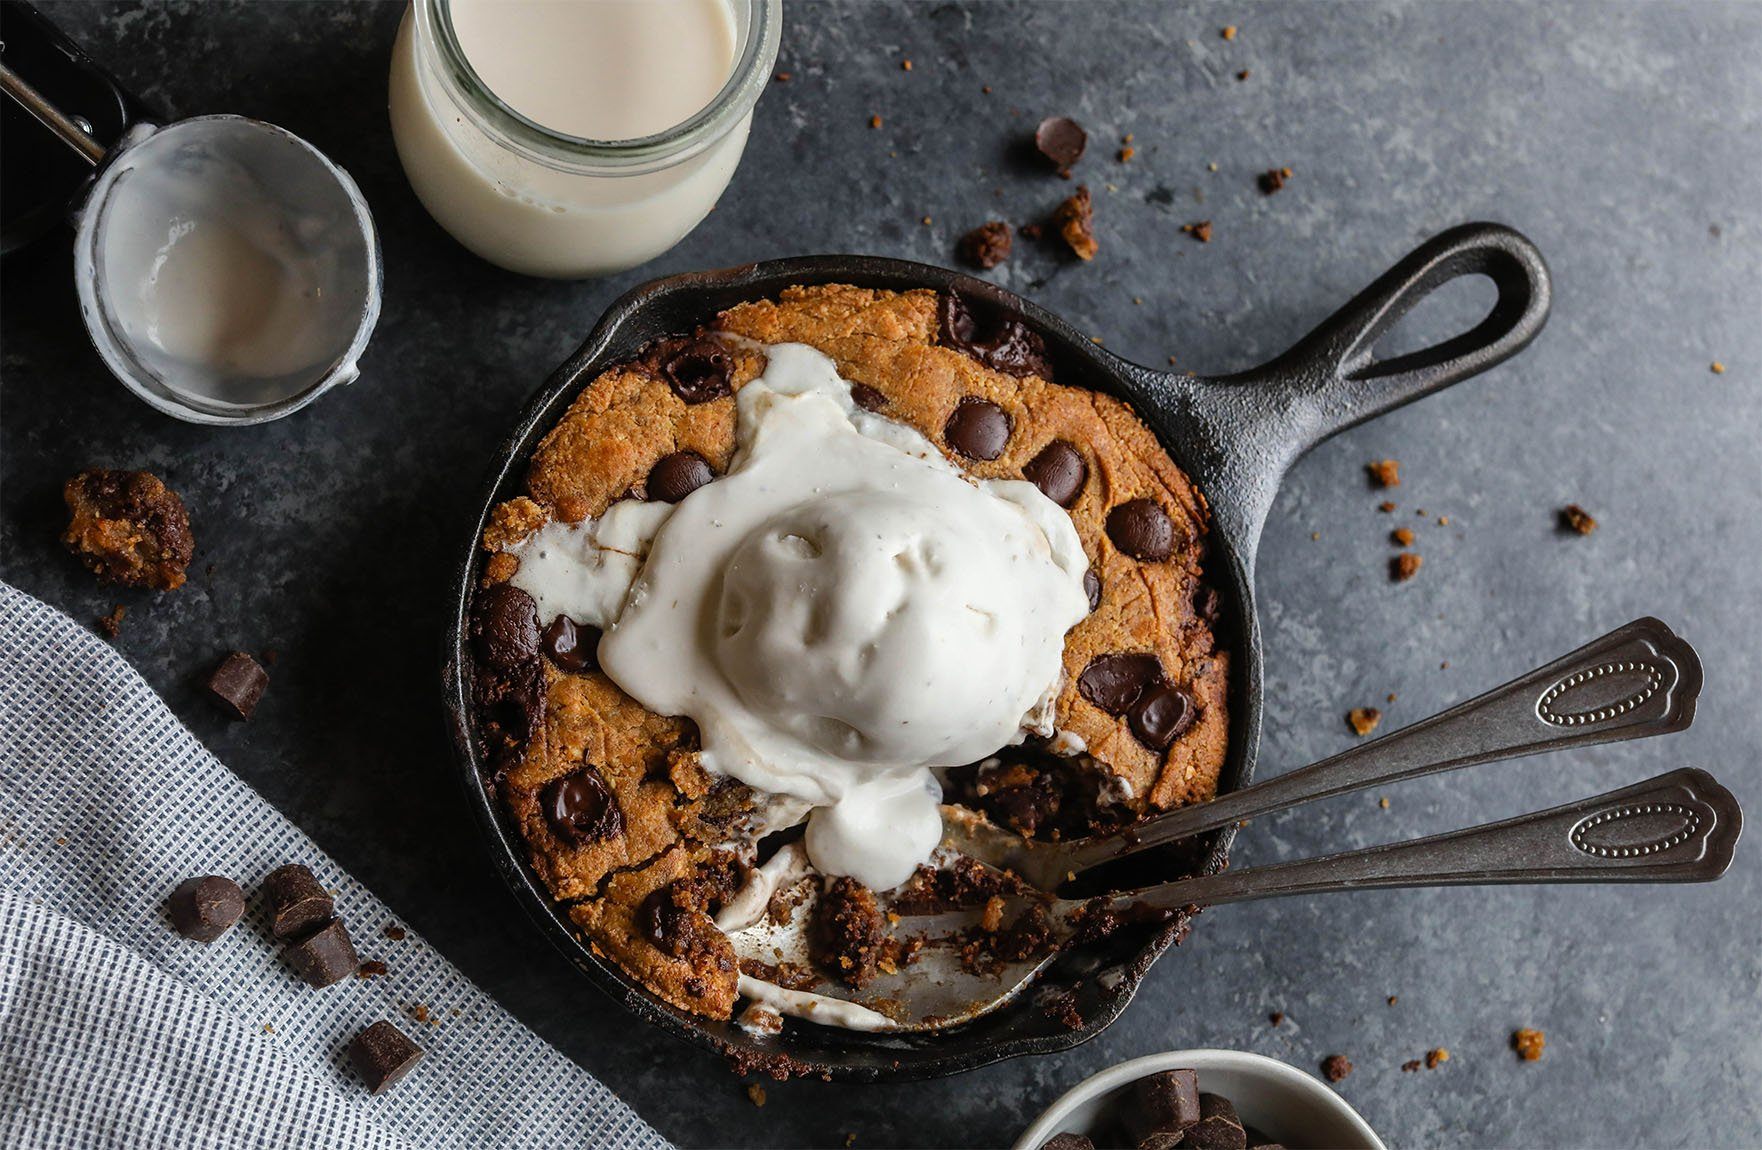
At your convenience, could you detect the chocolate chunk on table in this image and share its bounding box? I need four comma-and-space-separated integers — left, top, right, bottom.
282, 918, 360, 988
1034, 115, 1088, 172
348, 1020, 425, 1094
166, 875, 245, 942
1123, 1067, 1202, 1143
205, 651, 269, 719
261, 863, 336, 940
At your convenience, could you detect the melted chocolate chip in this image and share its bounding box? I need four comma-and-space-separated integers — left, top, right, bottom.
1106, 498, 1175, 561
1128, 682, 1196, 750
937, 294, 1053, 380
471, 584, 540, 671
1034, 115, 1088, 171
850, 383, 889, 412
542, 767, 624, 845
1077, 653, 1164, 715
638, 883, 690, 956
662, 339, 733, 404
944, 397, 1013, 460
647, 451, 714, 503
541, 615, 599, 673
1084, 568, 1102, 613
1022, 440, 1087, 507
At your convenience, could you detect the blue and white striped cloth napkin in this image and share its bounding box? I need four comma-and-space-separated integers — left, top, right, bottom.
0, 582, 669, 1150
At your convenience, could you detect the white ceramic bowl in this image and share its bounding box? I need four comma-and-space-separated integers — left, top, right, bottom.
1013, 1049, 1386, 1150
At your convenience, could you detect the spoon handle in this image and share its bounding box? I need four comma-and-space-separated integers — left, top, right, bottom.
0, 61, 106, 165
1121, 767, 1740, 913
1048, 616, 1701, 887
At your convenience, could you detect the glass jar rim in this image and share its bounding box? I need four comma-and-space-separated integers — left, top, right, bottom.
417, 0, 780, 173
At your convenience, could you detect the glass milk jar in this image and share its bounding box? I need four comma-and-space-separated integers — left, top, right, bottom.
389, 0, 780, 278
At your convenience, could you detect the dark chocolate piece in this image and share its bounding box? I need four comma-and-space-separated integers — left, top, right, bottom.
937, 294, 1053, 380
205, 651, 269, 720
944, 397, 1013, 460
850, 383, 889, 411
1039, 1135, 1095, 1150
470, 583, 540, 671
662, 339, 734, 403
1077, 653, 1163, 715
1034, 115, 1088, 171
262, 863, 336, 941
1124, 1067, 1202, 1144
1083, 568, 1102, 613
542, 766, 625, 846
1106, 498, 1175, 561
647, 451, 715, 503
540, 615, 599, 673
1243, 1129, 1285, 1150
281, 918, 359, 988
1128, 683, 1195, 750
1179, 1094, 1245, 1150
960, 220, 1013, 269
348, 1020, 425, 1094
1022, 440, 1087, 508
166, 875, 244, 943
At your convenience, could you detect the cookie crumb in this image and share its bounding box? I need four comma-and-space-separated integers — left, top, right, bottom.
1237, 69, 1251, 80
1378, 796, 1390, 809
1711, 361, 1725, 374
1207, 161, 1219, 172
1402, 1059, 1422, 1073
959, 221, 1013, 269
1347, 707, 1382, 736
409, 1004, 430, 1024
1054, 186, 1098, 260
1560, 504, 1597, 535
98, 604, 127, 639
1388, 995, 1398, 1006
1258, 166, 1292, 194
1181, 220, 1213, 243
383, 925, 407, 941
1269, 1011, 1285, 1026
1513, 1027, 1546, 1061
1367, 459, 1401, 488
1379, 500, 1398, 513
62, 469, 195, 590
1437, 515, 1450, 526
1386, 692, 1397, 702
358, 959, 389, 979
773, 71, 791, 83
1222, 25, 1238, 39
900, 59, 912, 72
1118, 145, 1136, 163
1391, 527, 1415, 546
1391, 553, 1423, 582
1425, 1047, 1450, 1069
868, 114, 882, 129
263, 1023, 274, 1033
1321, 1054, 1353, 1082
746, 1083, 767, 1107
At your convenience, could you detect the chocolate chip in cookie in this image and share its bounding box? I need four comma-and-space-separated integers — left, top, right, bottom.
62, 469, 195, 590
944, 397, 1013, 460
540, 615, 599, 673
1078, 653, 1164, 715
662, 339, 734, 404
1022, 440, 1087, 507
1128, 683, 1195, 750
543, 766, 625, 846
647, 451, 715, 503
1106, 498, 1175, 560
937, 293, 1053, 381
471, 583, 540, 671
1083, 568, 1102, 612
850, 383, 889, 412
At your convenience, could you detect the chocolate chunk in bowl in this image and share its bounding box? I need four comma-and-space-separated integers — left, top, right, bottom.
446, 226, 1552, 1079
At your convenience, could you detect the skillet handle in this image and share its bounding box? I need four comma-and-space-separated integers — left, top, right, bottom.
1243, 220, 1552, 433
1134, 223, 1551, 560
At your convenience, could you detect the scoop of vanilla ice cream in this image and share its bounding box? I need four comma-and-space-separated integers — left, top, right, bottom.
564, 342, 1091, 890
716, 486, 1076, 768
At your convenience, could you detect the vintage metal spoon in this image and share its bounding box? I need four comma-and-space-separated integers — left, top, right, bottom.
943, 617, 1701, 893
727, 767, 1740, 1032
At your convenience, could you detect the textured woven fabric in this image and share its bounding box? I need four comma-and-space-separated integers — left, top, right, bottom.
0, 582, 669, 1150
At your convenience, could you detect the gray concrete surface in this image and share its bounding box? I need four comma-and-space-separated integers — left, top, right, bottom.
4, 2, 1760, 1146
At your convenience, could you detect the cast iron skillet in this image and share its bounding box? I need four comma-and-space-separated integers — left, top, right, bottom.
443, 222, 1551, 1080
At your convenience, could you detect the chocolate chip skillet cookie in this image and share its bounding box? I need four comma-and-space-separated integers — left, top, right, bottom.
468, 285, 1228, 1024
